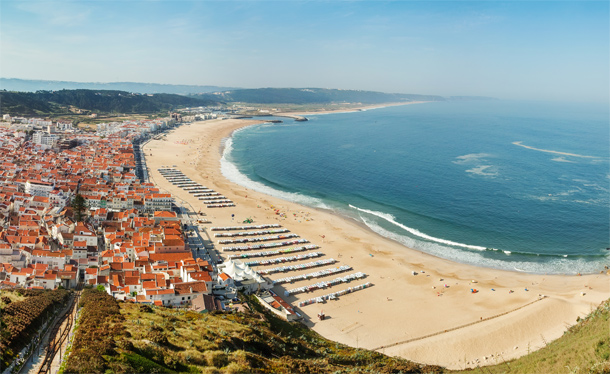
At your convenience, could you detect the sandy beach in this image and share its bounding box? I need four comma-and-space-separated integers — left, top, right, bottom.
142, 108, 609, 370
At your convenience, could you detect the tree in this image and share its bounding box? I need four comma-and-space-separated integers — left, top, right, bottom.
96, 285, 106, 292
71, 194, 87, 222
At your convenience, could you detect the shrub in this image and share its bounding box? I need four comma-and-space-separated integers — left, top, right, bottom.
162, 351, 181, 370
595, 337, 610, 361
180, 349, 206, 366
146, 325, 168, 345
115, 338, 134, 351
200, 367, 221, 374
204, 350, 228, 368
0, 289, 69, 367
224, 361, 249, 374
63, 289, 124, 373
229, 350, 248, 366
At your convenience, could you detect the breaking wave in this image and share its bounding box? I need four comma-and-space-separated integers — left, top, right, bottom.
348, 204, 487, 250
221, 135, 330, 210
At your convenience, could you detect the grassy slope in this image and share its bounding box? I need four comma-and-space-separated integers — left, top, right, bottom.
0, 289, 70, 369
453, 299, 610, 374
64, 289, 610, 374
117, 297, 610, 373
0, 291, 26, 308
0, 89, 215, 117
64, 290, 442, 373
115, 295, 443, 374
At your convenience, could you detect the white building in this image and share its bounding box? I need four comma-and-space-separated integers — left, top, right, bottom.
48, 189, 70, 208
0, 245, 26, 268
73, 224, 98, 247
32, 131, 59, 147
216, 259, 272, 294
56, 121, 74, 131
144, 193, 173, 212
25, 180, 55, 198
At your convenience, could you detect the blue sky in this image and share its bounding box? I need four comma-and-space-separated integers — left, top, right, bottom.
1, 1, 608, 102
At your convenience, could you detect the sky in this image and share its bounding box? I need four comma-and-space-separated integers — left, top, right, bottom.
0, 1, 608, 102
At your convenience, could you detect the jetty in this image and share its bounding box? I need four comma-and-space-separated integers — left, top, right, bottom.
273, 114, 308, 122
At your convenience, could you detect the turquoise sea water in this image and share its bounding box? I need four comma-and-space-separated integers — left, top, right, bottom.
220, 101, 610, 274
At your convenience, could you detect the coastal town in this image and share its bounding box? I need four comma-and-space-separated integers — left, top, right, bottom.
1, 1, 608, 371
0, 112, 369, 323
0, 107, 608, 372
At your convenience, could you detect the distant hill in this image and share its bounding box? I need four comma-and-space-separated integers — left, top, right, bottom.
0, 78, 237, 95
0, 89, 217, 117
196, 87, 448, 105
0, 82, 497, 117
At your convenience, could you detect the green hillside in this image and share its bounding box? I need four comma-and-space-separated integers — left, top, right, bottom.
0, 89, 217, 117
196, 88, 448, 105
62, 288, 610, 374
0, 289, 70, 369
0, 87, 495, 118
0, 78, 237, 95
63, 288, 443, 374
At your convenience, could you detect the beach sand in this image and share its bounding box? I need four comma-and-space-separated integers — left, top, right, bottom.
142, 111, 609, 370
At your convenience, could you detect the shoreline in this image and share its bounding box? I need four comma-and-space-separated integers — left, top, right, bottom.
224, 104, 605, 276
281, 100, 431, 116
143, 105, 609, 369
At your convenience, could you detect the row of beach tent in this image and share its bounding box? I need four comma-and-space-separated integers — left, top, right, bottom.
273, 265, 352, 285
158, 168, 235, 209
218, 233, 299, 244
211, 224, 282, 231
257, 258, 336, 275
298, 282, 374, 307
198, 195, 226, 200
193, 189, 215, 194
184, 186, 208, 191
201, 199, 232, 204
284, 272, 367, 296
208, 203, 236, 208
245, 252, 323, 267
222, 238, 309, 252
215, 228, 290, 238
227, 244, 320, 260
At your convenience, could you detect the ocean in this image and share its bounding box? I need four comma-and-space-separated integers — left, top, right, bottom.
221, 100, 610, 274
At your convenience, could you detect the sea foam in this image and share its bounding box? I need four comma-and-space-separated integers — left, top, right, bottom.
359, 216, 606, 275
348, 204, 487, 251
221, 134, 330, 210
223, 102, 609, 275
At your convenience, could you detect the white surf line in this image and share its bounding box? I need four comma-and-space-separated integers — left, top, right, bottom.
513, 141, 598, 159
350, 204, 487, 251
